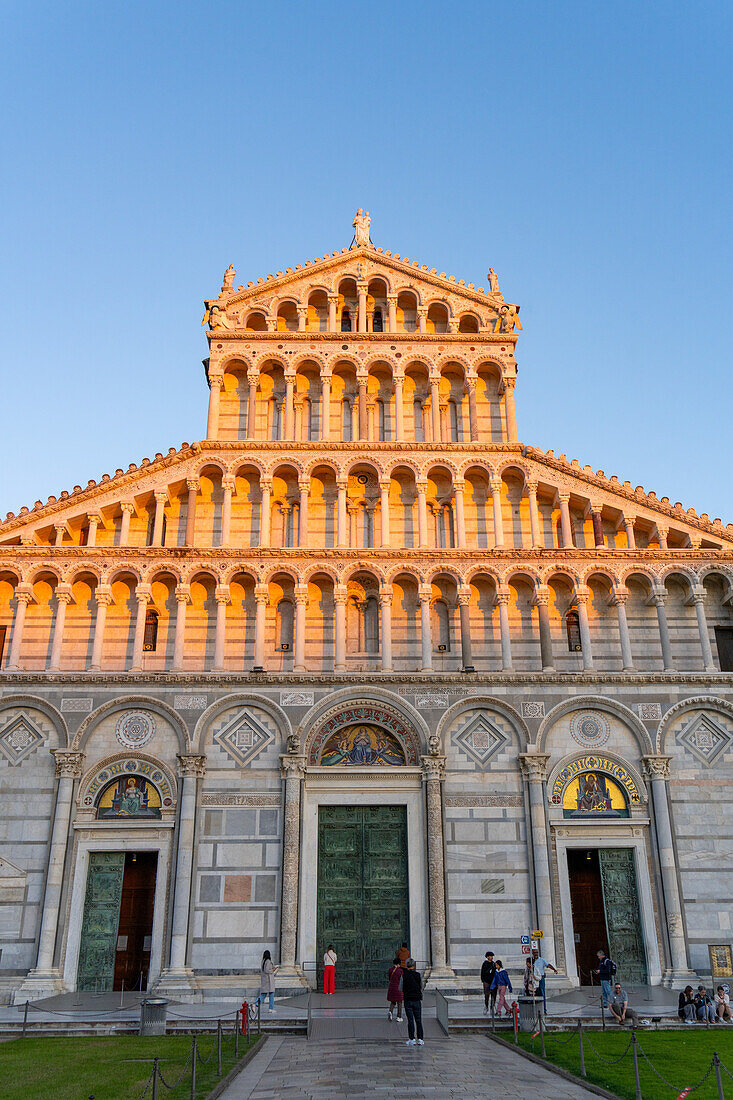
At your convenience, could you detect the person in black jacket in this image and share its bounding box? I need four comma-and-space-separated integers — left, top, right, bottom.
480, 951, 497, 1015
402, 959, 424, 1046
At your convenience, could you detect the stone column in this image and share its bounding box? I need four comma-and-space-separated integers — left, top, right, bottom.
496, 586, 513, 671
591, 506, 605, 548
519, 754, 556, 953
119, 502, 134, 546
419, 585, 433, 671
89, 585, 112, 671
611, 588, 634, 671
221, 477, 234, 547
253, 585, 268, 670
247, 372, 259, 439
207, 373, 223, 440
298, 479, 309, 548
129, 584, 151, 673
652, 587, 675, 671
184, 479, 199, 547
334, 586, 347, 671
467, 378, 479, 441
454, 480, 466, 548
691, 585, 716, 670
503, 377, 518, 442
165, 755, 207, 986
172, 585, 190, 671
357, 282, 368, 333
422, 756, 452, 976
284, 374, 295, 439
327, 294, 338, 332
297, 304, 307, 332
6, 585, 33, 670
54, 523, 66, 547
387, 294, 397, 332
430, 376, 441, 443
20, 750, 85, 994
337, 479, 348, 547
380, 587, 393, 671
294, 585, 308, 672
526, 480, 543, 548
490, 478, 504, 547
86, 513, 101, 547
558, 492, 574, 547
394, 373, 405, 440
643, 756, 694, 980
379, 480, 390, 547
417, 481, 429, 548
575, 586, 594, 670
656, 525, 669, 550
279, 754, 306, 972
320, 370, 331, 441
48, 584, 72, 672
535, 585, 554, 671
458, 587, 474, 672
259, 478, 272, 548
150, 490, 167, 547
623, 515, 636, 549
357, 372, 368, 440
213, 585, 230, 671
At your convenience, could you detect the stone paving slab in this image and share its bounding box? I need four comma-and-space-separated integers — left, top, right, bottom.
308, 1017, 445, 1040
220, 1035, 598, 1099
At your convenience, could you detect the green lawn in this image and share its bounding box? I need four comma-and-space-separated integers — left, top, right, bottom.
518, 1026, 733, 1099
0, 1031, 259, 1100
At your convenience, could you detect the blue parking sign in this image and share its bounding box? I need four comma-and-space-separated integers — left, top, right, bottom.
520, 935, 530, 945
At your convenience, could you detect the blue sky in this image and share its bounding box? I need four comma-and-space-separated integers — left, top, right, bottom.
1, 1, 731, 521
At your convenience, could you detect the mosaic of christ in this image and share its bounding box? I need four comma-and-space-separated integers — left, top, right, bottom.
320, 723, 405, 766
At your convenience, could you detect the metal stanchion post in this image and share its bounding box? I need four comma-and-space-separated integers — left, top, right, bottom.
22, 1001, 28, 1037
217, 1018, 223, 1077
631, 1029, 641, 1100
190, 1035, 197, 1100
578, 1019, 586, 1077
513, 1000, 519, 1044
714, 1052, 724, 1100
539, 1007, 546, 1059
491, 1002, 495, 1034
600, 993, 606, 1030
151, 1058, 159, 1100
120, 979, 124, 1009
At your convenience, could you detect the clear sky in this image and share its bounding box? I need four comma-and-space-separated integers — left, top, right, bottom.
2, 1, 731, 522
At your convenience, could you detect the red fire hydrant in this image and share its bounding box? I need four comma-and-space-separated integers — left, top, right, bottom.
241, 1001, 248, 1035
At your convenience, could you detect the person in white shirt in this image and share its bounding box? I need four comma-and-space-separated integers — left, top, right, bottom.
531, 948, 557, 1013
323, 944, 337, 995
716, 986, 732, 1022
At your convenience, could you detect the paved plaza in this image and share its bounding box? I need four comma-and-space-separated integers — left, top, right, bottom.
222, 1035, 598, 1099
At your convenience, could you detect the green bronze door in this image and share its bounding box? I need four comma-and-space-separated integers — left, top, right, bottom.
599, 847, 648, 984
317, 806, 409, 988
77, 852, 125, 991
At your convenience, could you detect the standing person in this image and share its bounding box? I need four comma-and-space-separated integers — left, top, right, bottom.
480, 951, 497, 1015
259, 950, 276, 1012
678, 985, 696, 1023
491, 960, 513, 1017
593, 949, 616, 1009
387, 956, 404, 1022
323, 944, 337, 995
532, 948, 557, 1014
402, 958, 424, 1046
397, 942, 410, 966
523, 957, 535, 996
716, 986, 732, 1021
609, 982, 639, 1027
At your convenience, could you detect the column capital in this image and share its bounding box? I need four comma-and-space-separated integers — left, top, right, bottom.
294, 584, 309, 603
87, 510, 103, 524
642, 754, 672, 781
557, 490, 570, 504
119, 501, 135, 515
298, 478, 310, 493
246, 369, 260, 385
534, 584, 551, 606
691, 584, 707, 604
296, 304, 308, 317
177, 754, 207, 779
254, 584, 269, 604
651, 585, 668, 605
334, 584, 348, 604
336, 476, 348, 490
284, 368, 296, 381
55, 583, 73, 604
208, 372, 224, 390
153, 489, 169, 505
466, 375, 478, 389
222, 476, 236, 492
453, 477, 465, 491
214, 584, 231, 605
519, 753, 550, 781
421, 755, 446, 781
457, 586, 471, 605
656, 524, 669, 538
280, 753, 306, 780
54, 521, 67, 535
95, 585, 113, 606
589, 502, 604, 516
621, 514, 636, 527
378, 478, 391, 492
393, 369, 405, 383
260, 476, 273, 491
14, 584, 34, 604
319, 366, 332, 380
53, 749, 85, 779
418, 584, 432, 602
327, 292, 339, 304
356, 369, 368, 383
134, 583, 152, 604
386, 293, 398, 304
502, 375, 516, 391
525, 478, 538, 494
490, 477, 503, 492
610, 585, 629, 606
416, 479, 428, 492
186, 478, 200, 493
495, 586, 511, 605
574, 584, 590, 604
428, 368, 440, 382
175, 584, 191, 604
379, 585, 393, 604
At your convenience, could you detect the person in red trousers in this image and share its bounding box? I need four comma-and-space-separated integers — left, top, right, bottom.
323, 944, 337, 994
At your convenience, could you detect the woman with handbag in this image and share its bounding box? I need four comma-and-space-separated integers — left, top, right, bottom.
387, 956, 404, 1021
259, 949, 276, 1012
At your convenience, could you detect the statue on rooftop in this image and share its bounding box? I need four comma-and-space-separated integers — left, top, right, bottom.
221, 264, 236, 292
488, 268, 500, 293
498, 304, 522, 333
209, 305, 234, 330
352, 208, 372, 247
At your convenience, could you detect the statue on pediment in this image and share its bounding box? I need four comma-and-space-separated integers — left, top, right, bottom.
488, 268, 500, 293
209, 306, 234, 330
352, 208, 372, 247
498, 304, 522, 333
221, 264, 236, 292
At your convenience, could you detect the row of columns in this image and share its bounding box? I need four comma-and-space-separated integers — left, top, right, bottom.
2, 578, 719, 674
207, 369, 518, 444
520, 752, 695, 980
249, 294, 477, 335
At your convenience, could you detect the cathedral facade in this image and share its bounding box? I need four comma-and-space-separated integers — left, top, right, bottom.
1, 219, 733, 1001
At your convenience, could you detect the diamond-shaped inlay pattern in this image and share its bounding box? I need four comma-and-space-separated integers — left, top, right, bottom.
212, 709, 275, 768
453, 713, 508, 769
0, 714, 45, 766
678, 713, 732, 766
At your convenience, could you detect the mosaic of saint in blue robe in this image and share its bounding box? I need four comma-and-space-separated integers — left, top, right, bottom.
320, 724, 405, 766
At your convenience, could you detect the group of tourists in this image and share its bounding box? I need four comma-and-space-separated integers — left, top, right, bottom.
386, 944, 426, 1046
481, 947, 558, 1017
678, 984, 732, 1024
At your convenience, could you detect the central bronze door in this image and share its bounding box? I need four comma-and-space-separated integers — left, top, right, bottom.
317, 805, 409, 988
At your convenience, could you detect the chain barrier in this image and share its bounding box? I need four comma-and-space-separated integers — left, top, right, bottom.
196, 1034, 218, 1066
637, 1042, 715, 1094
582, 1030, 634, 1065
541, 1025, 577, 1046
155, 1044, 195, 1091
137, 1064, 157, 1100
720, 1056, 733, 1082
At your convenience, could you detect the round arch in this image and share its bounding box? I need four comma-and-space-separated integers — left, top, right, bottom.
536, 696, 653, 755
296, 687, 429, 761
436, 696, 530, 753
0, 693, 69, 748
72, 695, 190, 753
194, 692, 292, 754
657, 695, 733, 754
